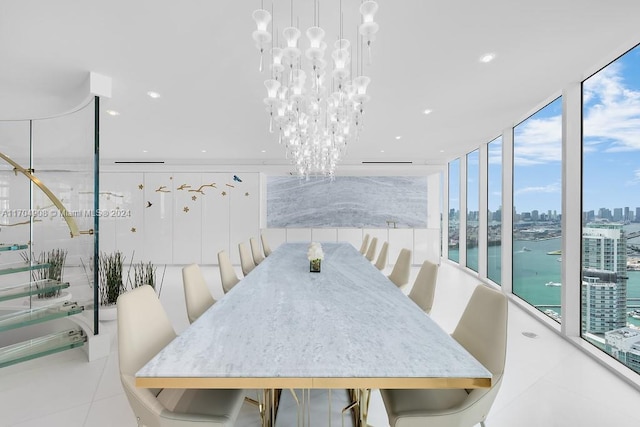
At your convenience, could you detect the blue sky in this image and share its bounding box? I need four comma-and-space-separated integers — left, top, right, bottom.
512, 97, 562, 213
484, 44, 640, 214
583, 46, 640, 214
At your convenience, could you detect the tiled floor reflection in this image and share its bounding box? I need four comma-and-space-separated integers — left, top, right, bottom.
1, 263, 640, 426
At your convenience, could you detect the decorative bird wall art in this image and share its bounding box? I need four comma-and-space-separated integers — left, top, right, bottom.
140, 176, 249, 216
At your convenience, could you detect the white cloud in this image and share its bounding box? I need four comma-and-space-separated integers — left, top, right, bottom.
626, 169, 640, 186
488, 152, 502, 165
583, 63, 640, 152
488, 139, 502, 165
513, 115, 562, 166
514, 182, 561, 196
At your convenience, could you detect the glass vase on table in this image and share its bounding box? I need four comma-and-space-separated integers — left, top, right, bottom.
307, 242, 324, 273
310, 258, 321, 273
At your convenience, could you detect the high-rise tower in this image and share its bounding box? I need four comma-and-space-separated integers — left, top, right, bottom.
582, 223, 627, 334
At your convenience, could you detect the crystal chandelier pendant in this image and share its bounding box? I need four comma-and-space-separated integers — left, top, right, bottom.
251, 1, 379, 178
359, 1, 379, 65
252, 9, 272, 71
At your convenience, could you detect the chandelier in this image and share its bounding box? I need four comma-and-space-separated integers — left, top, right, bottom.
252, 0, 380, 178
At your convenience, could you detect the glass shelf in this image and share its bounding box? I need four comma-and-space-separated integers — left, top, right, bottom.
0, 262, 50, 276
0, 328, 86, 368
0, 244, 29, 252
0, 301, 84, 332
0, 97, 98, 369
0, 279, 70, 302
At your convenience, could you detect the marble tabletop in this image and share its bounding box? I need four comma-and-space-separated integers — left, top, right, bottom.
136, 242, 491, 389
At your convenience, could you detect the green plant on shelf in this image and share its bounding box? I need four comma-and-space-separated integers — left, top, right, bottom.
21, 249, 68, 299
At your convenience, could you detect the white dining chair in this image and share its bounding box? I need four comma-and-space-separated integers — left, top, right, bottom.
261, 233, 272, 257
388, 248, 412, 288
408, 260, 439, 314
117, 285, 245, 427
250, 237, 265, 265
381, 285, 508, 427
359, 233, 370, 255
374, 241, 389, 270
182, 263, 216, 324
365, 237, 378, 262
238, 242, 255, 276
218, 250, 240, 294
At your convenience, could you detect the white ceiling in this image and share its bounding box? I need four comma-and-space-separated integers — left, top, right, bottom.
2, 0, 640, 170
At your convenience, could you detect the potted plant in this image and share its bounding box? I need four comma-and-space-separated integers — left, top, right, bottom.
98, 251, 125, 320
129, 261, 156, 290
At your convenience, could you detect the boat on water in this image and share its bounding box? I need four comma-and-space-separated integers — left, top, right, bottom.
557, 257, 562, 262
544, 309, 561, 321
628, 310, 640, 320
522, 246, 532, 252
545, 281, 562, 287
547, 250, 562, 255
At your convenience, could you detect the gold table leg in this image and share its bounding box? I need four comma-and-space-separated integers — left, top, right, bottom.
258, 388, 282, 427
345, 388, 371, 427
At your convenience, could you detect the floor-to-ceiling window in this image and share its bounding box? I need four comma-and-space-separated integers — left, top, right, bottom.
448, 158, 460, 263
466, 150, 479, 271
582, 43, 640, 373
513, 97, 563, 322
488, 136, 503, 284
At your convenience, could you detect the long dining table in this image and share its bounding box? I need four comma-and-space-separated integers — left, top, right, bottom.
136, 242, 491, 426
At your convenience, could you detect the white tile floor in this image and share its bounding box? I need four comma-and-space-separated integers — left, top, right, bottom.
1, 261, 640, 426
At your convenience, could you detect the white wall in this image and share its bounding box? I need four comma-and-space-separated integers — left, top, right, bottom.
100, 172, 260, 265
100, 169, 442, 267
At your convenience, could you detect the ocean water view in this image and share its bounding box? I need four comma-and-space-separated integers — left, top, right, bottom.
450, 229, 640, 327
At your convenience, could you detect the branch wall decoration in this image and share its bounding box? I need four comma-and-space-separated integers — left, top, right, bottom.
144, 177, 248, 215
100, 172, 261, 265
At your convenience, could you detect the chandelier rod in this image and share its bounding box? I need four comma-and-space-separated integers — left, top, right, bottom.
355, 24, 358, 77
271, 2, 274, 80
339, 0, 343, 41
360, 25, 363, 76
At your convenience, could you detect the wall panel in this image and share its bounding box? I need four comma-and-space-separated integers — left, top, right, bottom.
143, 173, 173, 264
201, 173, 231, 265
228, 173, 260, 264
172, 173, 202, 264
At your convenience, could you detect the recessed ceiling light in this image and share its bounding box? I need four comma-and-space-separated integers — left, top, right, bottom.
147, 91, 161, 99
395, 136, 401, 140
423, 109, 432, 115
261, 150, 267, 153
106, 110, 120, 116
479, 53, 496, 63
201, 150, 207, 153
380, 150, 385, 153
439, 149, 445, 153
142, 150, 148, 153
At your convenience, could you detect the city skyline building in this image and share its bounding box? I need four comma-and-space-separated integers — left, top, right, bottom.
605, 328, 640, 374
582, 224, 628, 334
582, 271, 625, 334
